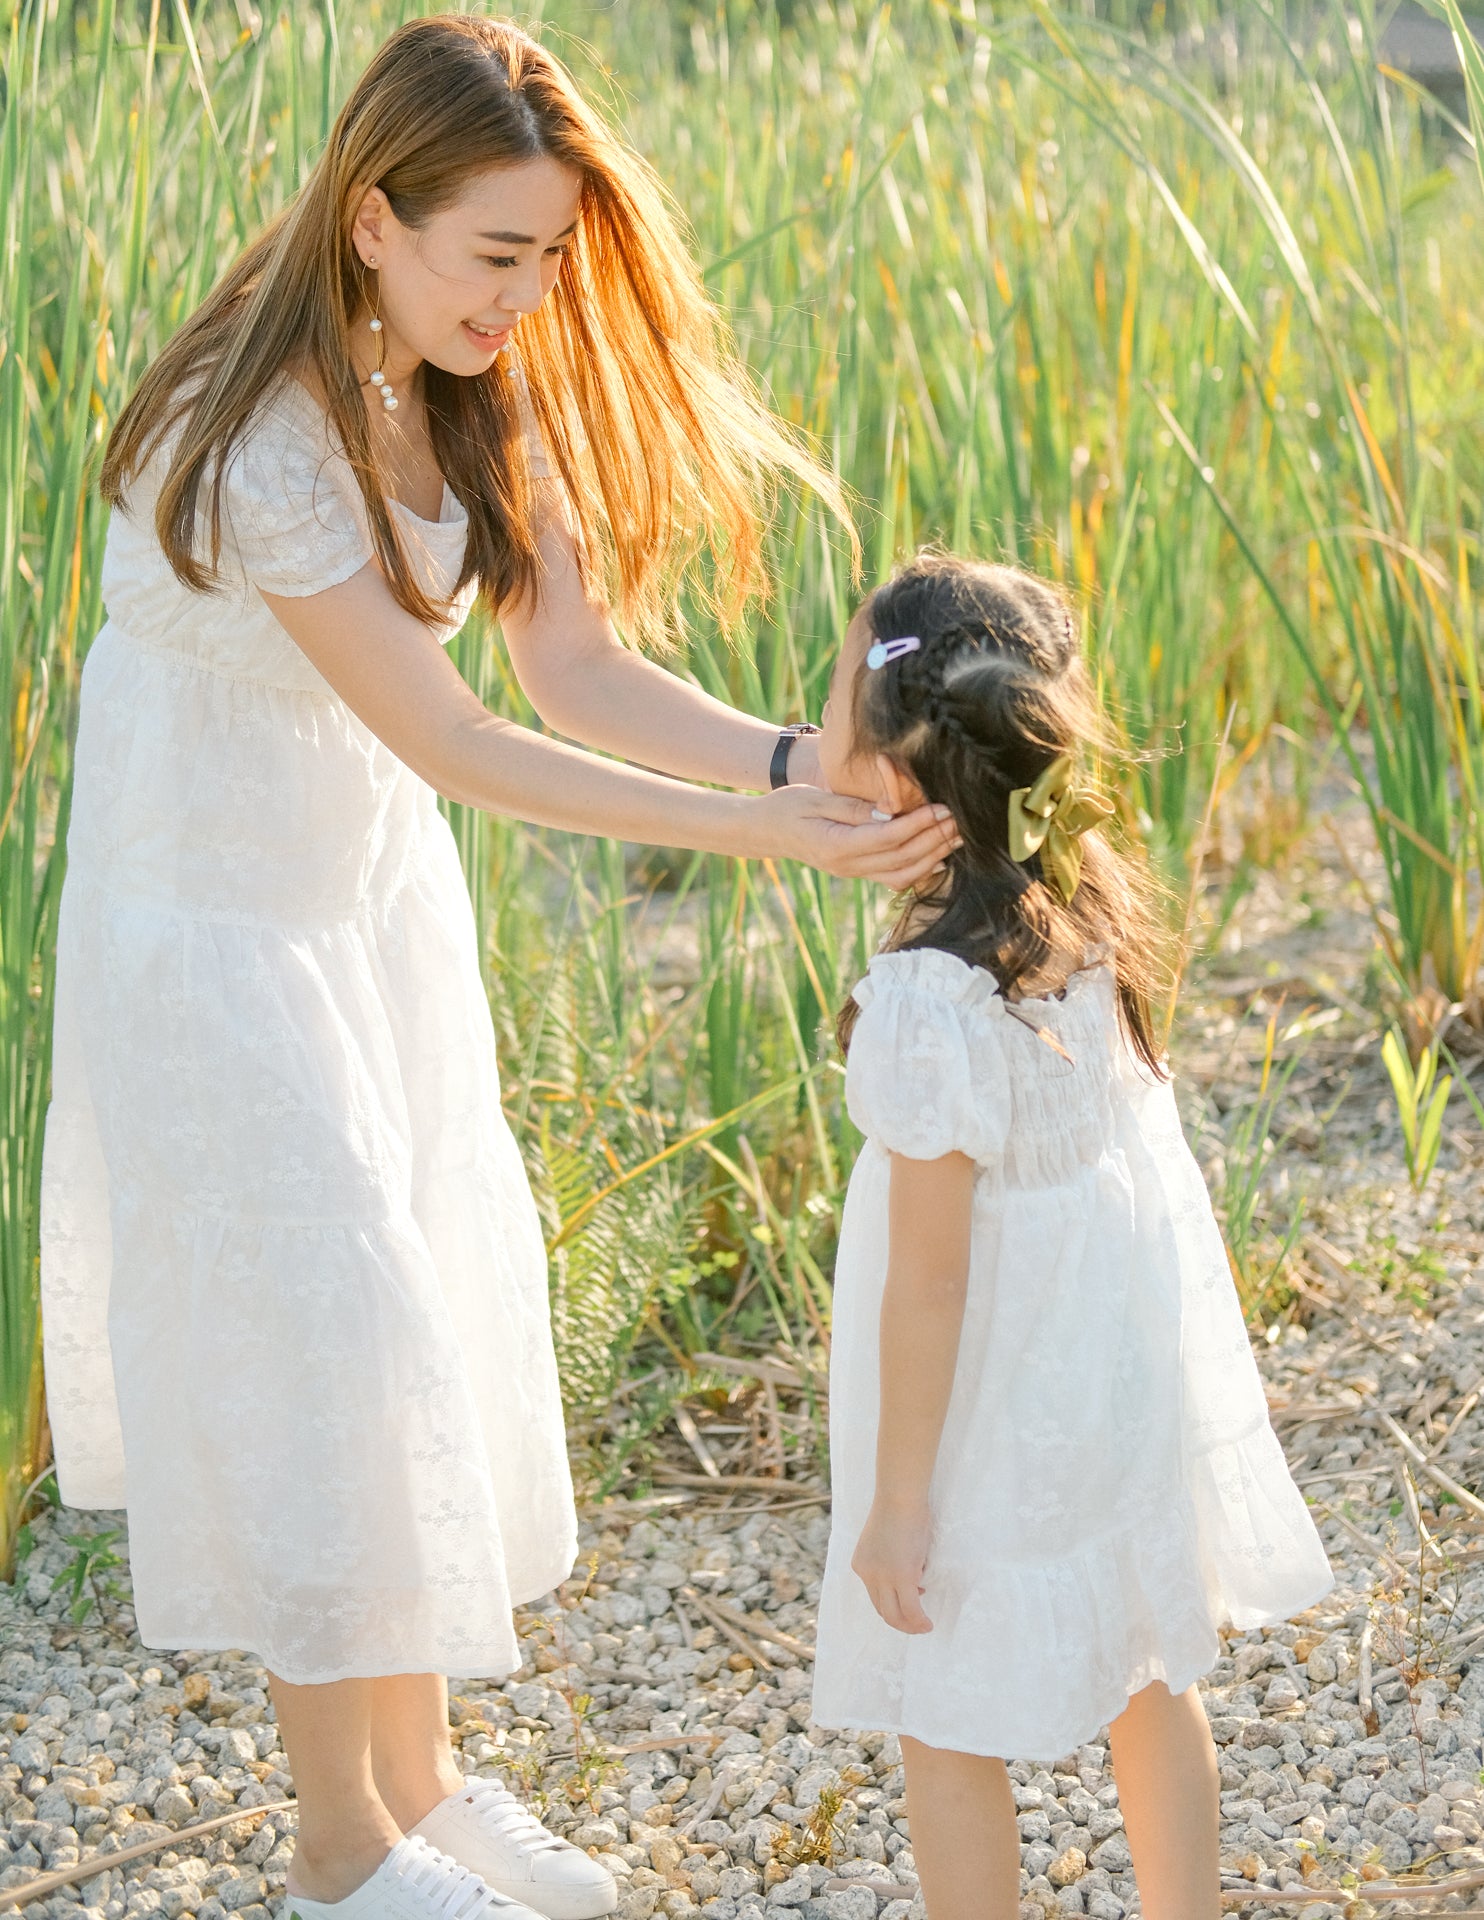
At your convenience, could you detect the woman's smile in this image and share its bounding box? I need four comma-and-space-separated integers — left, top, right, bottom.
462, 317, 513, 352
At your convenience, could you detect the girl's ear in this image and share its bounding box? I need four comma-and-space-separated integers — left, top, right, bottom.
352, 185, 392, 264
876, 753, 927, 815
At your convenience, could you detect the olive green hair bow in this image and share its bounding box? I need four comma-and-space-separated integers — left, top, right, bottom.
1006, 752, 1115, 903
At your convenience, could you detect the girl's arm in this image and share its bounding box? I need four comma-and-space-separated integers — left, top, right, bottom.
257, 561, 954, 882
850, 1149, 976, 1634
497, 475, 827, 792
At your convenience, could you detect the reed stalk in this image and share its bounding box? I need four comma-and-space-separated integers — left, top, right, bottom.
2, 0, 1478, 1525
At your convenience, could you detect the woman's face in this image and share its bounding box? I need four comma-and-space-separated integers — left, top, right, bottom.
352, 155, 584, 377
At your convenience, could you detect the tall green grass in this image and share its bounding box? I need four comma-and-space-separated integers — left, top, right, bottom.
2, 0, 1481, 1565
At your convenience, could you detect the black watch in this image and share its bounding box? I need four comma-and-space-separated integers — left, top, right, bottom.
769, 722, 821, 790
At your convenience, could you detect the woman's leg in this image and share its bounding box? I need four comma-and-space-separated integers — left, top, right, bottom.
368, 1673, 468, 1829
267, 1672, 405, 1905
1106, 1677, 1221, 1920
899, 1734, 1021, 1918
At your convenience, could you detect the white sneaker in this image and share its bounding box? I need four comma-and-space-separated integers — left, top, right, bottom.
407, 1780, 619, 1920
282, 1832, 547, 1920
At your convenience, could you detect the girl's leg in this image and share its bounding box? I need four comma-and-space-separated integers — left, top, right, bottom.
899, 1734, 1021, 1918
267, 1672, 405, 1905
367, 1673, 468, 1829
1106, 1677, 1221, 1920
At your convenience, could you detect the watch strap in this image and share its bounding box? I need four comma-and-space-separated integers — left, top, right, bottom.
769, 723, 820, 791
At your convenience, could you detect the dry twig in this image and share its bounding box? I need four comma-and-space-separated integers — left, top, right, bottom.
0, 1800, 296, 1913
673, 1404, 722, 1479
648, 1464, 826, 1495
1380, 1408, 1484, 1523
1218, 1865, 1484, 1907
680, 1585, 816, 1660
678, 1584, 775, 1670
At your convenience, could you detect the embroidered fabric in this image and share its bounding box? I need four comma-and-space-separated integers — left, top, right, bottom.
37, 367, 578, 1683
810, 945, 1335, 1762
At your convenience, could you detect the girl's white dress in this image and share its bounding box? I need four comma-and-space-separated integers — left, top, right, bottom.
810, 945, 1334, 1764
38, 372, 578, 1684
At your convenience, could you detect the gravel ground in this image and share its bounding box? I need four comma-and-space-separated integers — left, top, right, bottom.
3, 1229, 1483, 1920
5, 797, 1484, 1920
2, 1352, 1483, 1920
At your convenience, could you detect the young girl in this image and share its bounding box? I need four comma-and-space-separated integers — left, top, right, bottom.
807, 553, 1336, 1920
36, 18, 961, 1920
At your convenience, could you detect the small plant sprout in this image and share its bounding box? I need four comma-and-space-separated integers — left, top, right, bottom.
503, 1556, 626, 1817
770, 1767, 869, 1871
498, 1726, 552, 1819
1365, 1501, 1463, 1799
50, 1527, 131, 1629
1196, 1005, 1314, 1304
1381, 1025, 1453, 1193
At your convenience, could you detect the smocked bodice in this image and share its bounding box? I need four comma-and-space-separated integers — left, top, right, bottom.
98, 373, 478, 692
844, 943, 1153, 1193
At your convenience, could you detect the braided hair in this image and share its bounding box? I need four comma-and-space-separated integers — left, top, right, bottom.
837, 551, 1176, 1076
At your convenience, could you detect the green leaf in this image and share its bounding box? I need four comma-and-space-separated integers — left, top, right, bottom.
1381, 1028, 1416, 1134
1415, 1075, 1453, 1188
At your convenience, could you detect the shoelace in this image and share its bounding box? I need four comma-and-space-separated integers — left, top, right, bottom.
461, 1780, 569, 1855
398, 1835, 531, 1917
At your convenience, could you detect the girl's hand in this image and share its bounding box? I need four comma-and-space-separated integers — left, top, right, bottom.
752, 784, 960, 890
851, 1498, 935, 1634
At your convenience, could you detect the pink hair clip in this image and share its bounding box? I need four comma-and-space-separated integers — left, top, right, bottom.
865, 634, 922, 669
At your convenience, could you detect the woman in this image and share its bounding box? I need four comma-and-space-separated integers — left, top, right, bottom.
37, 15, 959, 1920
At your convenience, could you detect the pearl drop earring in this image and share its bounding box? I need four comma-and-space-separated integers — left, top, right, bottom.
365, 260, 397, 413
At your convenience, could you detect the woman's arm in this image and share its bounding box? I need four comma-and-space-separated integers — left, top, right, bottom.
257, 560, 953, 882
850, 1149, 976, 1634
498, 475, 826, 791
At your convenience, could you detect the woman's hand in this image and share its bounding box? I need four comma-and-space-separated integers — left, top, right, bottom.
851, 1498, 935, 1634
254, 564, 960, 873
751, 784, 961, 889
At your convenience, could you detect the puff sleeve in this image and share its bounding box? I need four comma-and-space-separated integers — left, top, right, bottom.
843, 948, 1011, 1163
220, 400, 374, 598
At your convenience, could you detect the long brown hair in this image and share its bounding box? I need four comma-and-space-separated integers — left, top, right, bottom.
836, 552, 1178, 1076
100, 13, 854, 642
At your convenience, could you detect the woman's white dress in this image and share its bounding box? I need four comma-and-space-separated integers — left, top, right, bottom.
810, 945, 1334, 1763
38, 372, 578, 1684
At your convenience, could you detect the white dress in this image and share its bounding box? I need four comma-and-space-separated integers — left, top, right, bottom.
38, 371, 579, 1684
809, 945, 1334, 1763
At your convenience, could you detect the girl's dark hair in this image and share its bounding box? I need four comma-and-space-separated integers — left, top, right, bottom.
836, 550, 1178, 1076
